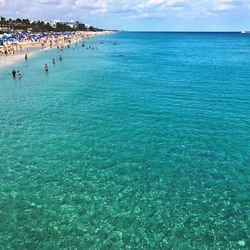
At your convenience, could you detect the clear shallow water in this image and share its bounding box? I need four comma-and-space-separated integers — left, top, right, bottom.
0, 32, 249, 249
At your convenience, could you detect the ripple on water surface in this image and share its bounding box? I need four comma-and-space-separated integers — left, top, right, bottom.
0, 32, 249, 249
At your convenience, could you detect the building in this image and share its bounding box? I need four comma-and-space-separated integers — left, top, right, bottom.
0, 25, 11, 32
43, 20, 79, 29
63, 21, 79, 29
45, 20, 60, 28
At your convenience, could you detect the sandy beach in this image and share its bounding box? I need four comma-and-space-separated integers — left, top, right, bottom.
0, 45, 40, 69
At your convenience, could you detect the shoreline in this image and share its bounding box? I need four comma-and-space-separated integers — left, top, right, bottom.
0, 31, 113, 70
0, 45, 41, 70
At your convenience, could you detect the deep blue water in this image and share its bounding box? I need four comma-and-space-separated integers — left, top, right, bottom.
0, 32, 249, 249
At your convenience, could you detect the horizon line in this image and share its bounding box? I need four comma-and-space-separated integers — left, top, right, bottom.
117, 30, 246, 33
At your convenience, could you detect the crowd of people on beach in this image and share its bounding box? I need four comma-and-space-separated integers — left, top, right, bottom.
0, 31, 94, 56
0, 31, 112, 56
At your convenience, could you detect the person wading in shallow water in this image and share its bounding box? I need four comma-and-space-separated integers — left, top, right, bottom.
12, 69, 16, 78
17, 71, 22, 78
44, 63, 49, 72
52, 58, 55, 64
59, 55, 62, 61
25, 53, 28, 60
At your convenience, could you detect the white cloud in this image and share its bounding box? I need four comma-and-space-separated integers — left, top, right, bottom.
137, 0, 189, 9
38, 0, 60, 4
136, 0, 243, 15
75, 0, 108, 9
212, 0, 241, 12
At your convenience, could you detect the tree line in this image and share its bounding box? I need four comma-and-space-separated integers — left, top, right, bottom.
0, 17, 104, 33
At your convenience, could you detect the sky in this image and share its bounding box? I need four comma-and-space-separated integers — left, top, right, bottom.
0, 0, 249, 31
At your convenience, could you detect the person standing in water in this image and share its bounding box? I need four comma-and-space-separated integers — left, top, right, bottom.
17, 71, 22, 78
52, 58, 55, 64
59, 55, 62, 61
44, 63, 49, 72
12, 69, 16, 78
25, 53, 28, 60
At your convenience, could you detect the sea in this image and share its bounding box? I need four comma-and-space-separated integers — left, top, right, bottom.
0, 32, 249, 249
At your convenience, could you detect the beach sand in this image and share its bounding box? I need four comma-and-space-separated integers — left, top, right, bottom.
0, 45, 40, 69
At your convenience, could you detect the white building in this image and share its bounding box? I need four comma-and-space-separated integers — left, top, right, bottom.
63, 20, 79, 29
45, 20, 60, 28
43, 20, 79, 29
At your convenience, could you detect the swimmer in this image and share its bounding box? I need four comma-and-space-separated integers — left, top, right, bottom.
44, 63, 49, 72
59, 55, 62, 61
12, 69, 16, 78
52, 58, 55, 64
17, 71, 22, 78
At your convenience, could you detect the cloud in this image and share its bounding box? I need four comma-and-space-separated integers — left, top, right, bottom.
38, 0, 61, 4
75, 0, 109, 16
137, 0, 189, 9
75, 0, 108, 9
211, 0, 241, 12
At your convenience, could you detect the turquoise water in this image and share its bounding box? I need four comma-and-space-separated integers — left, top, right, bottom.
0, 32, 249, 249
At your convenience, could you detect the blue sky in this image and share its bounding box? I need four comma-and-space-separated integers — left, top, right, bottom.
0, 0, 249, 31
